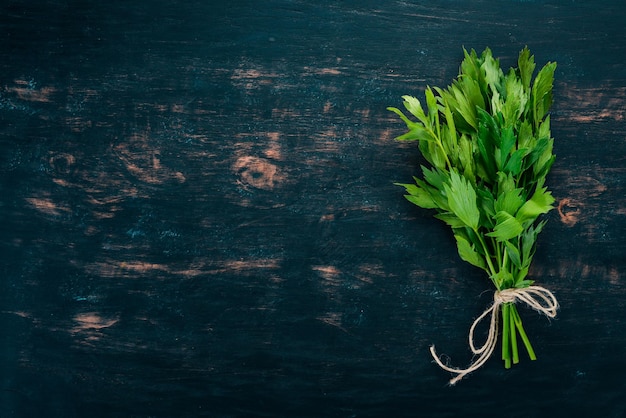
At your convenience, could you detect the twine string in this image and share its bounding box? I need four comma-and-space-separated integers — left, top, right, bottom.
429, 285, 559, 385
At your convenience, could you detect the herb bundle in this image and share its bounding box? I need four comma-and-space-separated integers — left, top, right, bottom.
388, 47, 559, 384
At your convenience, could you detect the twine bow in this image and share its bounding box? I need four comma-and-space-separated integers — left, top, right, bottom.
429, 285, 559, 385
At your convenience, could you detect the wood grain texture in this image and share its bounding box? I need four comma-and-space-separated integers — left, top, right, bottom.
1, 1, 625, 417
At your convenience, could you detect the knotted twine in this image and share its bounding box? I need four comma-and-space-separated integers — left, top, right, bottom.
429, 285, 559, 385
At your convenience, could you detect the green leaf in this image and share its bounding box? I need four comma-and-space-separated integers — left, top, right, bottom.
413, 177, 448, 210
492, 270, 515, 290
443, 169, 480, 230
419, 140, 448, 170
455, 233, 487, 270
516, 180, 555, 224
525, 136, 551, 168
460, 48, 483, 85
395, 182, 439, 209
521, 220, 546, 268
452, 77, 484, 130
395, 124, 435, 142
517, 120, 534, 150
421, 165, 448, 190
490, 90, 503, 115
405, 194, 433, 209
534, 154, 556, 181
425, 87, 440, 128
434, 212, 466, 229
531, 61, 557, 127
465, 227, 486, 255
440, 125, 456, 157
503, 147, 529, 176
538, 114, 551, 138
442, 97, 458, 153
532, 130, 555, 179
476, 108, 499, 181
517, 46, 536, 93
476, 186, 496, 228
401, 95, 429, 125
494, 188, 525, 216
499, 125, 516, 168
497, 172, 516, 195
516, 278, 534, 289
486, 211, 524, 242
502, 68, 528, 124
387, 107, 417, 130
504, 241, 522, 269
458, 133, 475, 182
481, 48, 503, 94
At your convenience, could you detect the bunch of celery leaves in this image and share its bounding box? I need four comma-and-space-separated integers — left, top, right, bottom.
388, 47, 557, 369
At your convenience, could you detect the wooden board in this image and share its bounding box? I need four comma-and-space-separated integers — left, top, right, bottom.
1, 1, 625, 416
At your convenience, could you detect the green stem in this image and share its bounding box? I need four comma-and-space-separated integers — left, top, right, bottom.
510, 304, 519, 364
511, 305, 537, 360
494, 238, 502, 270
501, 245, 508, 273
501, 303, 511, 368
425, 126, 453, 170
474, 229, 498, 279
436, 137, 453, 170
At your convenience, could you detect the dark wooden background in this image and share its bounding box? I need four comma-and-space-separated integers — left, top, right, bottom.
1, 1, 625, 417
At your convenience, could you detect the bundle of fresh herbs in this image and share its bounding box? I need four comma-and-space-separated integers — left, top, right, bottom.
388, 47, 559, 384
